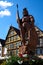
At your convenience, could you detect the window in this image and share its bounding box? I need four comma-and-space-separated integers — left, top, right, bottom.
10, 36, 14, 41
16, 41, 21, 48
10, 31, 14, 35
9, 44, 14, 49
16, 49, 19, 55
40, 38, 42, 43
14, 36, 16, 41
40, 48, 43, 54
36, 48, 43, 55
16, 43, 19, 48
36, 48, 40, 55
42, 49, 43, 54
40, 38, 43, 46
9, 50, 14, 56
18, 41, 21, 46
40, 49, 42, 54
14, 35, 20, 41
16, 35, 18, 40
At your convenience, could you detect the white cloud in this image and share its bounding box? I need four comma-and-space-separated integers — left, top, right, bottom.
0, 1, 13, 17
0, 1, 13, 8
0, 9, 11, 17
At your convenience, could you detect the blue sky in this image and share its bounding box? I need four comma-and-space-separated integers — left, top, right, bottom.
0, 0, 43, 39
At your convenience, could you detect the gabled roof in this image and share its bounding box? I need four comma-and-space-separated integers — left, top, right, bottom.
35, 26, 43, 32
35, 26, 43, 37
6, 26, 20, 40
0, 39, 5, 47
5, 25, 43, 40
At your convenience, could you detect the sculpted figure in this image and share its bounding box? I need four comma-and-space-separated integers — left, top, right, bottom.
17, 8, 34, 45
17, 6, 38, 57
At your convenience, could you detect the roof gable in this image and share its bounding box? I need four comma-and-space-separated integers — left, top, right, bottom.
5, 25, 43, 40
6, 26, 20, 40
35, 26, 43, 37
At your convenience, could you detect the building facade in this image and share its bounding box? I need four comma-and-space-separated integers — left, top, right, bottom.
35, 26, 43, 55
5, 26, 43, 56
0, 39, 5, 57
5, 26, 21, 56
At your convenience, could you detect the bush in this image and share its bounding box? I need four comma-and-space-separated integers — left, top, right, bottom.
1, 56, 22, 65
29, 59, 43, 65
1, 55, 43, 65
6, 55, 22, 65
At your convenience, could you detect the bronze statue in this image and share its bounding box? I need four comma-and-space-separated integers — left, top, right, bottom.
16, 5, 38, 58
